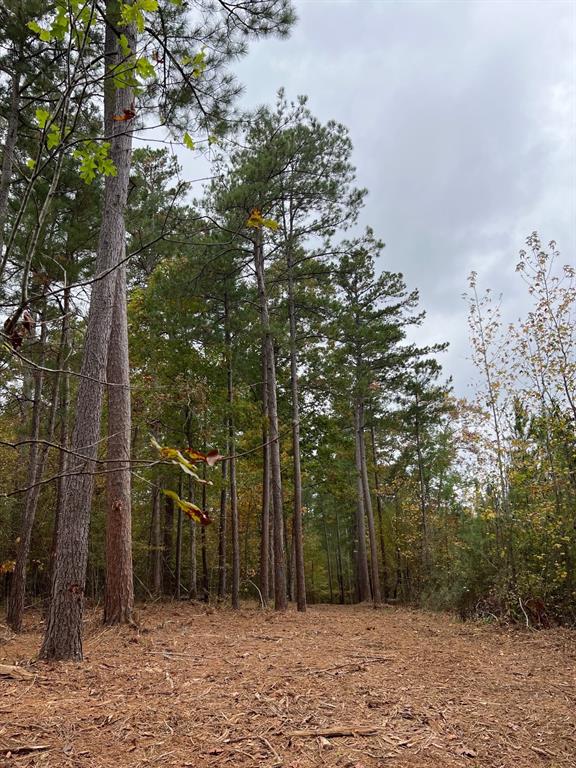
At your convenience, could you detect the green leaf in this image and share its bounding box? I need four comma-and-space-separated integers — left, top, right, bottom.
119, 33, 132, 58
136, 56, 156, 79
26, 158, 36, 170
27, 20, 52, 41
73, 141, 117, 184
183, 132, 195, 150
35, 108, 50, 129
46, 124, 61, 150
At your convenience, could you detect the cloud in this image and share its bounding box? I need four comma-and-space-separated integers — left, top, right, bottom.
228, 0, 575, 394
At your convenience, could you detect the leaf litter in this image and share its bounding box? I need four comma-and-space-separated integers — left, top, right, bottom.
1, 604, 575, 767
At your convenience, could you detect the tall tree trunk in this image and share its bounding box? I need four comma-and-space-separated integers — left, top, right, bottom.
217, 440, 228, 600
359, 400, 381, 606
287, 261, 306, 611
52, 286, 71, 553
259, 352, 270, 605
162, 492, 174, 595
201, 469, 209, 601
0, 69, 21, 271
334, 504, 345, 604
370, 426, 388, 598
354, 398, 371, 602
414, 393, 430, 577
188, 475, 197, 599
104, 265, 134, 624
40, 7, 135, 660
175, 476, 183, 599
254, 235, 286, 610
225, 292, 240, 609
7, 309, 48, 630
322, 510, 333, 603
151, 484, 162, 595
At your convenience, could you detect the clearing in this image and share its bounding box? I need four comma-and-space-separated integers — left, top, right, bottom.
1, 604, 575, 767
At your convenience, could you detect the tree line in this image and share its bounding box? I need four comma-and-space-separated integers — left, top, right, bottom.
0, 1, 574, 662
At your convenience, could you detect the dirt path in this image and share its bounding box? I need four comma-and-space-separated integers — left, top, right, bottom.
1, 604, 575, 767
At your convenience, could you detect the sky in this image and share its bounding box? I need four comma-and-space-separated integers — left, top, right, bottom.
181, 0, 576, 395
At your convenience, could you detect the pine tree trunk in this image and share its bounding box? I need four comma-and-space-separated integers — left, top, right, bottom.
151, 484, 162, 595
354, 398, 371, 602
217, 441, 228, 600
7, 311, 47, 630
358, 400, 381, 606
104, 265, 134, 624
188, 473, 197, 599
0, 69, 20, 271
370, 426, 388, 598
322, 511, 333, 603
175, 476, 183, 599
334, 505, 345, 604
163, 492, 174, 595
259, 352, 270, 605
414, 394, 430, 576
201, 470, 209, 601
40, 7, 135, 661
189, 519, 197, 599
254, 236, 286, 610
49, 287, 71, 607
287, 262, 306, 611
225, 292, 240, 609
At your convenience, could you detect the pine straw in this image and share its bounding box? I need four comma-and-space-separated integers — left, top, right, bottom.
1, 603, 575, 767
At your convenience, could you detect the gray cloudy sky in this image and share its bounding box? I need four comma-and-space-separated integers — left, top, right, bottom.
184, 0, 576, 394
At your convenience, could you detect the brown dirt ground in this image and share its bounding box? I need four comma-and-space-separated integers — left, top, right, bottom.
0, 603, 575, 768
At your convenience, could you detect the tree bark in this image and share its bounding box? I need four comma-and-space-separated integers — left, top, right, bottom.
217, 440, 228, 600
188, 475, 197, 599
162, 492, 174, 595
224, 292, 240, 609
358, 400, 381, 606
40, 6, 135, 660
104, 265, 134, 624
254, 235, 286, 610
175, 475, 183, 599
287, 259, 306, 611
7, 309, 48, 630
151, 484, 162, 595
0, 69, 21, 271
201, 468, 209, 601
370, 426, 388, 598
354, 398, 371, 602
259, 352, 270, 605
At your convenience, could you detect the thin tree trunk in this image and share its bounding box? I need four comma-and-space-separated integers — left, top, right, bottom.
7, 309, 48, 630
151, 484, 162, 595
175, 476, 183, 600
414, 393, 430, 577
334, 505, 345, 604
354, 399, 371, 602
370, 426, 388, 598
163, 492, 174, 595
225, 291, 240, 609
217, 439, 228, 600
322, 511, 333, 603
40, 7, 135, 660
359, 400, 381, 606
254, 235, 286, 610
104, 265, 134, 624
188, 475, 197, 599
201, 468, 209, 602
287, 261, 306, 611
259, 352, 270, 605
0, 69, 21, 271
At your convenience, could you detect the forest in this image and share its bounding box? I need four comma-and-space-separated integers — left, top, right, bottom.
0, 1, 574, 766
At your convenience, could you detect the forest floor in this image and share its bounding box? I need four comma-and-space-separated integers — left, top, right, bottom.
0, 604, 575, 768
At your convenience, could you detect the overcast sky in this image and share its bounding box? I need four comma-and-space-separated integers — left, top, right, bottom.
182, 0, 576, 395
